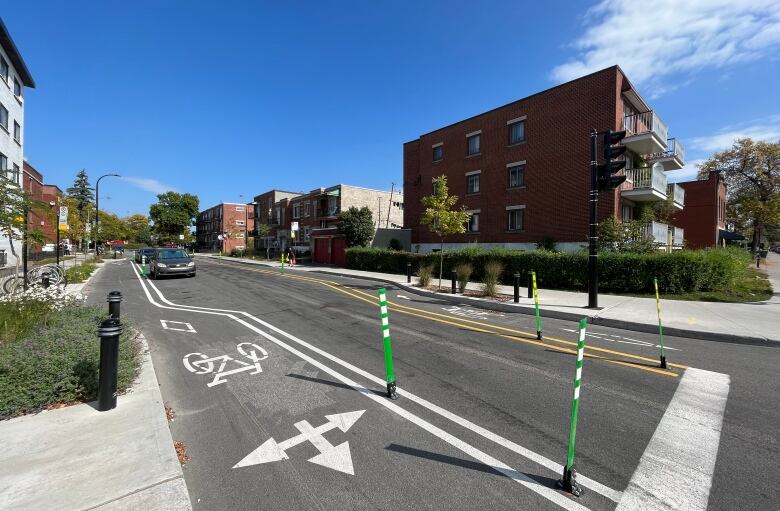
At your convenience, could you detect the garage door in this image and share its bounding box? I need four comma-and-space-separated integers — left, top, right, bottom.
331, 238, 346, 266
314, 238, 330, 264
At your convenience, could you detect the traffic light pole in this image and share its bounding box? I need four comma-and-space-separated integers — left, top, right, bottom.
588, 129, 599, 309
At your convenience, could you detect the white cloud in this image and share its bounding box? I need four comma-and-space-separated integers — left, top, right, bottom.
688, 116, 780, 153
122, 177, 178, 195
551, 0, 780, 96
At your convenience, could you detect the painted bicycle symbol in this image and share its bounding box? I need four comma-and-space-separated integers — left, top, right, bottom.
183, 342, 269, 387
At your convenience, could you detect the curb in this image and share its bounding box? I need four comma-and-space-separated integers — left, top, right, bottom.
197, 255, 778, 346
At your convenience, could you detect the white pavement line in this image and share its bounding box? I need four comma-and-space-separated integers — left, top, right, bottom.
616, 367, 730, 511
136, 262, 621, 503
130, 264, 589, 510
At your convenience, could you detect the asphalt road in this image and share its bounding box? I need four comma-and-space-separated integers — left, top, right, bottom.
86, 257, 780, 510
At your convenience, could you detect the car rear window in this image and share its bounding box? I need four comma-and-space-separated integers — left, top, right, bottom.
158, 249, 189, 259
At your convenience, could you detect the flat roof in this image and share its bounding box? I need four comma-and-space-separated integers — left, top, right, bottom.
405, 65, 643, 143
0, 17, 35, 88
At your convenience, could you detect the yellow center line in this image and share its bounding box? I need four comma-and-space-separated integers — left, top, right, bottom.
203, 258, 683, 377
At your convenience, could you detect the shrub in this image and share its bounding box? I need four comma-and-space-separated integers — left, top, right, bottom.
346, 246, 749, 294
536, 237, 558, 252
0, 304, 140, 418
481, 260, 504, 297
417, 264, 433, 288
454, 262, 473, 293
65, 263, 97, 284
388, 238, 403, 251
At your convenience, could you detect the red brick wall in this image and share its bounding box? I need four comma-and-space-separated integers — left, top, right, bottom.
671, 172, 726, 249
23, 162, 62, 250
404, 67, 625, 247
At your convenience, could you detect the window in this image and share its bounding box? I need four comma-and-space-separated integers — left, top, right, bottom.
507, 206, 524, 231
11, 163, 19, 182
467, 132, 481, 155
433, 143, 443, 162
0, 57, 7, 81
467, 211, 480, 232
327, 196, 338, 216
304, 201, 311, 217
13, 78, 21, 97
235, 219, 245, 226
508, 119, 526, 144
507, 162, 525, 188
0, 103, 7, 130
13, 121, 20, 143
235, 206, 245, 212
292, 203, 301, 219
0, 153, 6, 174
304, 226, 311, 242
466, 172, 480, 194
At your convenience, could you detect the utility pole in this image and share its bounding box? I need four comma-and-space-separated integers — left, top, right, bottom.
386, 183, 395, 228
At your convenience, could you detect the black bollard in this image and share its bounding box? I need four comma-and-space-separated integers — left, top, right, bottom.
107, 290, 122, 319
527, 271, 533, 299
451, 269, 457, 294
97, 318, 122, 411
407, 262, 412, 283
514, 273, 520, 303
42, 276, 50, 288
756, 254, 760, 268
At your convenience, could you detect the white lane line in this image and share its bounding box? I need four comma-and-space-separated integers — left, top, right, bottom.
138, 262, 621, 503
130, 263, 589, 510
616, 367, 729, 510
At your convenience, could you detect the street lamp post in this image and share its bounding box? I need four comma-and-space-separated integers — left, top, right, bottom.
95, 173, 120, 254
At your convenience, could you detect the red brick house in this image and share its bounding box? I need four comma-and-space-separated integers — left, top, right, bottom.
670, 171, 728, 249
22, 161, 63, 252
403, 65, 687, 252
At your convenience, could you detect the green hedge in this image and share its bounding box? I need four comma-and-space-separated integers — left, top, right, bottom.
345, 247, 750, 294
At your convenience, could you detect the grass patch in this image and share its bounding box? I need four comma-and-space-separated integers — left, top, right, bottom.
65, 263, 97, 283
0, 304, 140, 419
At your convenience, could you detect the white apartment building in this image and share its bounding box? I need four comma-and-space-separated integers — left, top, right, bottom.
0, 18, 35, 267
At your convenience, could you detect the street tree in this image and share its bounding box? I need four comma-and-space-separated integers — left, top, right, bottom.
97, 211, 131, 242
699, 138, 780, 251
0, 178, 46, 272
337, 206, 375, 248
66, 169, 94, 225
420, 175, 471, 289
149, 192, 199, 244
125, 214, 152, 244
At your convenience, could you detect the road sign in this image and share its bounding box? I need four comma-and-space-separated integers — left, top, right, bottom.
291, 221, 299, 232
59, 206, 68, 219
58, 207, 68, 231
233, 410, 365, 475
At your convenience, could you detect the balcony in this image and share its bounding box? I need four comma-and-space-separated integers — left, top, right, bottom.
642, 221, 669, 244
672, 226, 684, 247
647, 138, 685, 170
622, 111, 668, 155
667, 183, 685, 210
622, 164, 668, 202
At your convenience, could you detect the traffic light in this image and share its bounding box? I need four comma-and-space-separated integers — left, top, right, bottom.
597, 130, 627, 191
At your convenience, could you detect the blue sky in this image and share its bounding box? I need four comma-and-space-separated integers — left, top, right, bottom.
5, 0, 780, 216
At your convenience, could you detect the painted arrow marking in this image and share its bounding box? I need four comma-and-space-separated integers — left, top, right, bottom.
233, 410, 365, 475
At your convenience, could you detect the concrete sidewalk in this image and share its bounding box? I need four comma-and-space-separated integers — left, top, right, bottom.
0, 333, 191, 511
200, 253, 779, 344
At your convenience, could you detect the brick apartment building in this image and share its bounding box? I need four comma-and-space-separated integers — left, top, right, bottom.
403, 65, 688, 252
22, 161, 63, 251
670, 170, 728, 249
195, 202, 255, 253
252, 184, 403, 264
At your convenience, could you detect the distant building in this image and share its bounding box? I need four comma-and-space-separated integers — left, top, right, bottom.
670, 171, 728, 249
0, 17, 36, 267
23, 162, 63, 252
251, 184, 403, 264
195, 203, 255, 253
403, 66, 686, 252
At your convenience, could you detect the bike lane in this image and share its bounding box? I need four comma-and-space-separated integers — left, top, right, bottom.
111, 260, 607, 511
